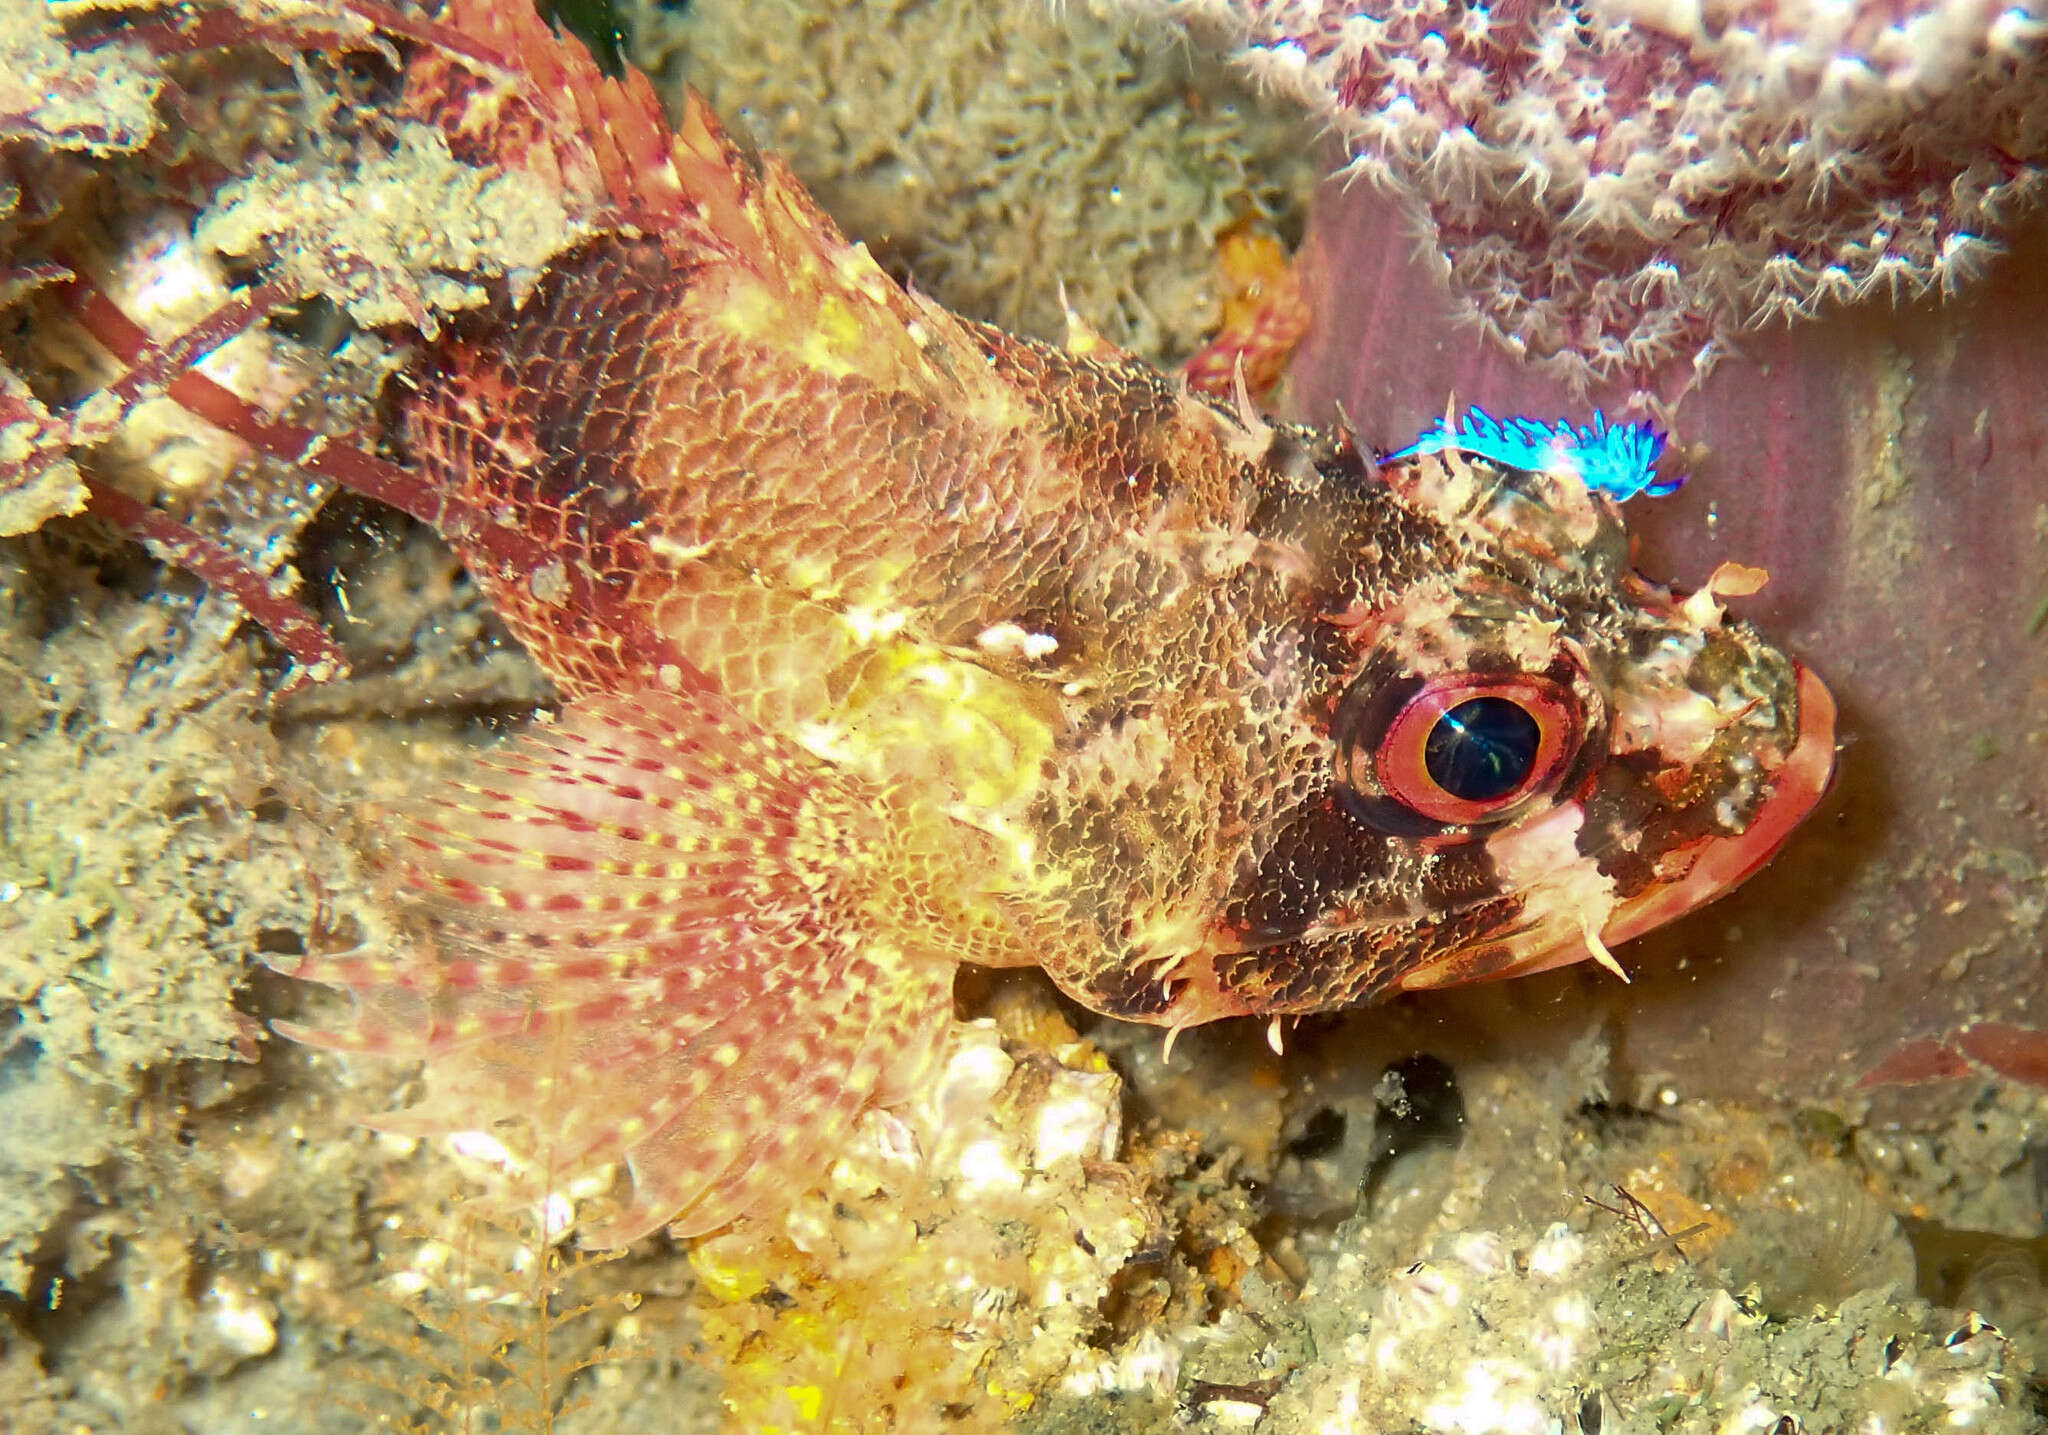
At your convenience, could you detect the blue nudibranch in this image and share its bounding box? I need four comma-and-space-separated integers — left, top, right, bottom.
1390, 407, 1683, 500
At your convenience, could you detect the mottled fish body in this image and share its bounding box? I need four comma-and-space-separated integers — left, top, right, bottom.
284, 4, 1834, 1244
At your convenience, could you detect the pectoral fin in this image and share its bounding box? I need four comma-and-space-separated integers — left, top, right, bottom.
276, 688, 956, 1244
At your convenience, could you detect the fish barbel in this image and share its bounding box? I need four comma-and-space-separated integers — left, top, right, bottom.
281, 0, 1835, 1244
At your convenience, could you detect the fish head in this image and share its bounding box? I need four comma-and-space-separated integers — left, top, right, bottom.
1139, 428, 1836, 1027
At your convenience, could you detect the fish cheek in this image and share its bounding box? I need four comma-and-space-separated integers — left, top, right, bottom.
1227, 787, 1402, 942
1215, 789, 1517, 1012
1206, 890, 1528, 1015
1572, 722, 1803, 919
1580, 752, 1759, 899
1209, 937, 1410, 1013
1573, 767, 1669, 900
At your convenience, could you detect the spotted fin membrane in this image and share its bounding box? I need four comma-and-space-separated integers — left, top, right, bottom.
280, 689, 956, 1244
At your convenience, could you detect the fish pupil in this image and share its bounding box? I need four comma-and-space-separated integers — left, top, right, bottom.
1424, 697, 1540, 801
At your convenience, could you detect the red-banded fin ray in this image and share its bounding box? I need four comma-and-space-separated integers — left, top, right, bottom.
272, 687, 958, 1245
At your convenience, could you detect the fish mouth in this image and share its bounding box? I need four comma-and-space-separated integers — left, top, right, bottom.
1601, 661, 1837, 946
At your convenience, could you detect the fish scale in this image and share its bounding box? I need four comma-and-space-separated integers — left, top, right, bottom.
274, 0, 1834, 1244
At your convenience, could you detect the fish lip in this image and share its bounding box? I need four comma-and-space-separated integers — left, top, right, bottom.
1600, 660, 1838, 946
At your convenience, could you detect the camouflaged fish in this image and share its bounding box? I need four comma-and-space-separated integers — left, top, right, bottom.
280, 2, 1836, 1245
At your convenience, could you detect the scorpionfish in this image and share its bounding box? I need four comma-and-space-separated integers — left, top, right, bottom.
283, 1, 1835, 1245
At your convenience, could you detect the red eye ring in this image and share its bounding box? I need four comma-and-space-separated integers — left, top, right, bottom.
1373, 674, 1582, 827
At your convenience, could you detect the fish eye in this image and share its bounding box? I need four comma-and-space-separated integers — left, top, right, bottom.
1335, 670, 1586, 832
1425, 696, 1540, 801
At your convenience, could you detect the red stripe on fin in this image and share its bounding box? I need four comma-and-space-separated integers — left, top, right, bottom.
276, 687, 959, 1244
389, 0, 686, 231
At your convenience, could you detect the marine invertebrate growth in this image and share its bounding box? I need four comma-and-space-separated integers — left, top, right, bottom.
1389, 406, 1681, 500
1122, 0, 2048, 394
